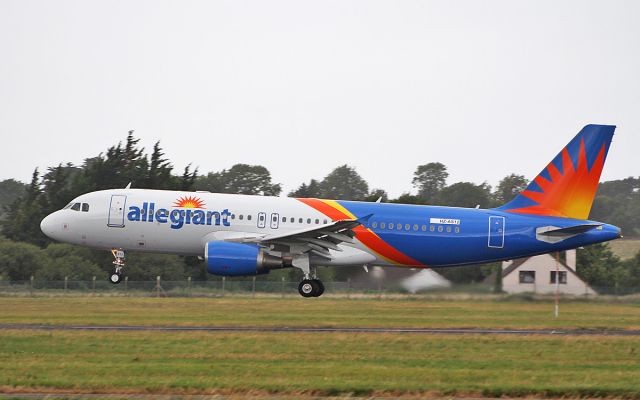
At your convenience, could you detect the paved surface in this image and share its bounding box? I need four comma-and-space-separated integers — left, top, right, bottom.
1, 323, 639, 336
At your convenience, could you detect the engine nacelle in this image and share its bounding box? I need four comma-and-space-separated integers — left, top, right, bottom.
205, 241, 287, 276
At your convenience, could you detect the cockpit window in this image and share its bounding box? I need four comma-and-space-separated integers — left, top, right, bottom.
70, 203, 81, 211
63, 203, 73, 210
82, 203, 89, 212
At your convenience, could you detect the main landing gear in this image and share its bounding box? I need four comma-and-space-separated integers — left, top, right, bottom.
292, 254, 325, 298
298, 279, 325, 298
109, 248, 125, 284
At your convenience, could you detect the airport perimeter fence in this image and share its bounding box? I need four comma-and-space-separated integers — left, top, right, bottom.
0, 277, 638, 299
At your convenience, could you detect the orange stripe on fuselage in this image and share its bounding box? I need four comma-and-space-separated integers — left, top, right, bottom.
296, 198, 427, 267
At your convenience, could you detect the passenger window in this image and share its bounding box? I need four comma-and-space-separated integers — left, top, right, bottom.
282, 217, 286, 223
315, 219, 319, 224
82, 203, 89, 212
421, 225, 427, 231
259, 215, 265, 221
455, 227, 460, 233
413, 224, 418, 231
70, 203, 81, 211
438, 226, 443, 232
397, 223, 402, 230
307, 218, 311, 224
380, 222, 386, 229
291, 217, 295, 223
299, 218, 303, 223
430, 225, 435, 232
231, 214, 236, 220
248, 215, 252, 221
239, 215, 244, 220
323, 219, 328, 224
388, 223, 393, 230
446, 226, 452, 233
372, 222, 378, 228
405, 224, 410, 230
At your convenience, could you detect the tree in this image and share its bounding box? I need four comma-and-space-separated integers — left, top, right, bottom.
576, 243, 624, 291
319, 165, 369, 200
196, 164, 281, 196
0, 179, 27, 218
1, 169, 48, 246
289, 179, 322, 198
412, 162, 448, 201
364, 189, 389, 203
0, 240, 46, 281
438, 182, 492, 208
493, 174, 528, 205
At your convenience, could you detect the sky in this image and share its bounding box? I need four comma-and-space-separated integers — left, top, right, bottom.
1, 0, 638, 198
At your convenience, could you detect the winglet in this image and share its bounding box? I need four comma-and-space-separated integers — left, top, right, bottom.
357, 213, 374, 224
125, 182, 132, 189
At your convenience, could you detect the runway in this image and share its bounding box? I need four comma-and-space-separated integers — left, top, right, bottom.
1, 323, 639, 336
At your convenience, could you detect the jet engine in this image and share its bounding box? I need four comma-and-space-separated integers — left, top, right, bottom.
205, 241, 288, 276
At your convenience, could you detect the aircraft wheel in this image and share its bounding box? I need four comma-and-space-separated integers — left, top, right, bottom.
109, 273, 122, 284
312, 279, 325, 297
298, 280, 316, 297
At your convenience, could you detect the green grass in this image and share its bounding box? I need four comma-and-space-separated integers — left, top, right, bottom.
1, 297, 640, 397
0, 297, 639, 330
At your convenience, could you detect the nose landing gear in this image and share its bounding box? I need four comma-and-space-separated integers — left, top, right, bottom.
110, 248, 125, 284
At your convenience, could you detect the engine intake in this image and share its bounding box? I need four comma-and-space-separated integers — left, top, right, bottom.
205, 241, 287, 276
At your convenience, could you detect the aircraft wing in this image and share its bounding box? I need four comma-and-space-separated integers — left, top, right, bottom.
249, 214, 372, 259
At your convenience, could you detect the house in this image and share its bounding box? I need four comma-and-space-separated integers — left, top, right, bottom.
501, 249, 596, 295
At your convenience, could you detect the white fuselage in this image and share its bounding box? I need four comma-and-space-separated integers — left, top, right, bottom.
40, 189, 380, 267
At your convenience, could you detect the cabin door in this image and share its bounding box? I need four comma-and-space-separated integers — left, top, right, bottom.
488, 216, 505, 248
107, 195, 127, 228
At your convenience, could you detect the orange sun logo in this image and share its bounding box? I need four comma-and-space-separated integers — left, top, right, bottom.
173, 196, 206, 209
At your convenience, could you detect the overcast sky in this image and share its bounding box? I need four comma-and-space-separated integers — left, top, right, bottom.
1, 0, 638, 197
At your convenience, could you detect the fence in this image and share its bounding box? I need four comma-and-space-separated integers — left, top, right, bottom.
0, 276, 638, 298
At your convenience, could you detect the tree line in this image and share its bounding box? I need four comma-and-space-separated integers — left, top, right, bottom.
0, 131, 638, 289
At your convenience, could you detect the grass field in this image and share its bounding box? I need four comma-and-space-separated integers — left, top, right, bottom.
1, 297, 640, 398
609, 238, 640, 260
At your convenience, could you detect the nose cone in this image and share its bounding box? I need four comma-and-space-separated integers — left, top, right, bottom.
40, 212, 59, 240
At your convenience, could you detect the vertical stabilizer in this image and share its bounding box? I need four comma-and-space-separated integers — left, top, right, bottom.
497, 124, 615, 220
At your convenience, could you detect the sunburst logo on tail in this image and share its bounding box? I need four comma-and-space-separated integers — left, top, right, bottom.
173, 196, 206, 209
507, 139, 606, 220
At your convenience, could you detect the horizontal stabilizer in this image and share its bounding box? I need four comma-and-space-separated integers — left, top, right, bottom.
536, 224, 601, 243
539, 224, 601, 237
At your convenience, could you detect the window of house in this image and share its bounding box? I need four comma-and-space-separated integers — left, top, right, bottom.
550, 271, 567, 284
519, 271, 536, 284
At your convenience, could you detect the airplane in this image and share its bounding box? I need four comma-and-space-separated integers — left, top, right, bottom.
40, 124, 621, 297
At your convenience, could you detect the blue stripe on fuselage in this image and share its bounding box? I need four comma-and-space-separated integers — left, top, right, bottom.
336, 201, 620, 267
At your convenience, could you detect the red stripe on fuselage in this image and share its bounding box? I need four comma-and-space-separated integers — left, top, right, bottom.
296, 198, 427, 267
